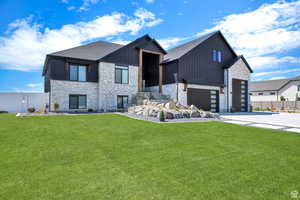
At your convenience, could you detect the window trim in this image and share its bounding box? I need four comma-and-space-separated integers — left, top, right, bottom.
69, 94, 87, 109
115, 65, 129, 84
69, 64, 87, 82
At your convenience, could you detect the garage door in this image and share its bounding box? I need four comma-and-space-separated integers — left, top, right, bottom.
232, 79, 248, 112
187, 88, 219, 112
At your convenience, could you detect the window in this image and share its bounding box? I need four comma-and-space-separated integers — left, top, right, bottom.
69, 95, 87, 109
212, 50, 217, 62
115, 65, 129, 84
218, 51, 222, 63
249, 93, 252, 96
270, 92, 276, 95
298, 85, 300, 92
212, 50, 222, 63
117, 95, 128, 109
258, 93, 263, 96
70, 65, 86, 81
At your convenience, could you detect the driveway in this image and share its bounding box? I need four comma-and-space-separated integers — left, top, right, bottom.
220, 112, 300, 133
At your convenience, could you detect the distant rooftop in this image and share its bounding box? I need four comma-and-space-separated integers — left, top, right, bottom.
250, 75, 300, 92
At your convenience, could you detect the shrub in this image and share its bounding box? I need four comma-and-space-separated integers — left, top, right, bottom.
54, 103, 59, 112
280, 96, 286, 101
159, 111, 165, 122
27, 107, 35, 113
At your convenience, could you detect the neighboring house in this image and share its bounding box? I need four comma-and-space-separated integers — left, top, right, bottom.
43, 31, 253, 112
250, 76, 300, 102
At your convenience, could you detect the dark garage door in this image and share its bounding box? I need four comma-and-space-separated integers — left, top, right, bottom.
232, 79, 248, 112
187, 88, 219, 112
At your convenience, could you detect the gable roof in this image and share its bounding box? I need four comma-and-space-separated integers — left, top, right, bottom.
48, 40, 124, 61
250, 75, 300, 92
224, 55, 253, 73
163, 31, 237, 63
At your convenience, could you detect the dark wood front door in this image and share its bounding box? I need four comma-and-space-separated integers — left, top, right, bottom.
187, 88, 219, 112
232, 79, 248, 112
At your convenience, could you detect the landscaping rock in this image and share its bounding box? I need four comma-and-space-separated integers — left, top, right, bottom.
190, 110, 200, 118
129, 100, 219, 120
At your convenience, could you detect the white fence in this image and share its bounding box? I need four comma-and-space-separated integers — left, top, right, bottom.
0, 92, 49, 113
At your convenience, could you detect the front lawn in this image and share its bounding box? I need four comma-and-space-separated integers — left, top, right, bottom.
0, 114, 299, 200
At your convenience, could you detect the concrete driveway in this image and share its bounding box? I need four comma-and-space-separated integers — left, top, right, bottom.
220, 112, 300, 133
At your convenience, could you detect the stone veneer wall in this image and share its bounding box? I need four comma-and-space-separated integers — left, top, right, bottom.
227, 58, 251, 111
50, 80, 98, 111
98, 62, 138, 111
162, 84, 177, 100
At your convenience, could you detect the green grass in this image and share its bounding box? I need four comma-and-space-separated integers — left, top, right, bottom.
0, 114, 299, 200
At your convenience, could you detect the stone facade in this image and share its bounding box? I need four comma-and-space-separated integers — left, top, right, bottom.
50, 80, 98, 111
227, 58, 252, 111
98, 62, 139, 111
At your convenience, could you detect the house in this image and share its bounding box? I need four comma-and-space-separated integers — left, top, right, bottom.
250, 76, 300, 102
43, 31, 253, 112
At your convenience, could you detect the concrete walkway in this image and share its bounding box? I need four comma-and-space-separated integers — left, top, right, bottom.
221, 112, 300, 133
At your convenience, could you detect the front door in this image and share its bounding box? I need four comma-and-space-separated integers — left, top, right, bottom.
232, 79, 248, 112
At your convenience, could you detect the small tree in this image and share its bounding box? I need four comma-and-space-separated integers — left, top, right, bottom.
159, 111, 165, 122
280, 96, 285, 102
54, 103, 59, 112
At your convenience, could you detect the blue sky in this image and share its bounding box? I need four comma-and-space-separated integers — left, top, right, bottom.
0, 0, 300, 92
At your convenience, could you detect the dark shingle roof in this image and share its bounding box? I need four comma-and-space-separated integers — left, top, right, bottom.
162, 31, 219, 63
250, 75, 300, 92
49, 41, 123, 60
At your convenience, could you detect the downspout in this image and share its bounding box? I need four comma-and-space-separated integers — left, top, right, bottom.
226, 69, 230, 112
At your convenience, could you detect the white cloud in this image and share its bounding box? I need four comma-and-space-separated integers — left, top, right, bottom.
78, 0, 102, 12
145, 0, 155, 3
157, 36, 189, 49
26, 83, 42, 88
0, 8, 162, 71
67, 6, 76, 11
247, 56, 300, 69
269, 76, 287, 80
199, 0, 300, 72
253, 68, 300, 77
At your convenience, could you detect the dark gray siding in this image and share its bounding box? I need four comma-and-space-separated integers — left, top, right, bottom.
162, 60, 178, 84
178, 33, 236, 86
102, 36, 165, 66
47, 56, 98, 82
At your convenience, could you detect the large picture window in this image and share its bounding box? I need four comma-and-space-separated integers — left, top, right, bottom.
117, 95, 128, 109
69, 95, 87, 109
70, 64, 87, 82
115, 65, 129, 84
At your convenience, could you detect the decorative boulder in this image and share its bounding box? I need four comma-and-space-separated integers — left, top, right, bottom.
190, 105, 198, 110
165, 101, 176, 110
190, 110, 200, 118
165, 111, 174, 119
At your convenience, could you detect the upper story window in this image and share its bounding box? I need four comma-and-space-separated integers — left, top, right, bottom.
115, 65, 128, 84
270, 92, 276, 95
258, 92, 263, 96
70, 64, 87, 82
212, 50, 222, 63
298, 85, 300, 92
